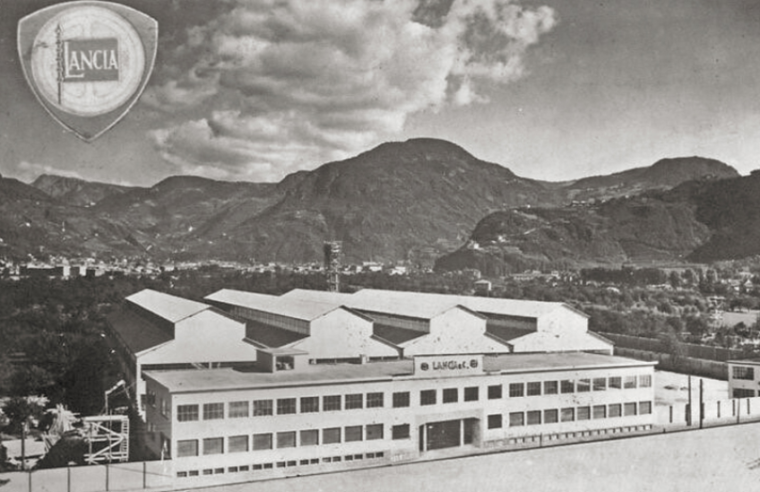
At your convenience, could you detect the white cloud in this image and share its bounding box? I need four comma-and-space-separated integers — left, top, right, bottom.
15, 161, 85, 183
146, 0, 557, 181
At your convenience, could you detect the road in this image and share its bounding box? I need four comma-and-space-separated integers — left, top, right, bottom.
185, 422, 760, 492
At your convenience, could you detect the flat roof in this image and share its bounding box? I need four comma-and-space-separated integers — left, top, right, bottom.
127, 289, 209, 323
144, 352, 655, 394
728, 359, 760, 365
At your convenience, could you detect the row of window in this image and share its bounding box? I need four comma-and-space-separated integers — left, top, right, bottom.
174, 374, 652, 422
733, 388, 755, 398
177, 424, 411, 457
732, 366, 755, 381
492, 401, 653, 429
176, 451, 387, 478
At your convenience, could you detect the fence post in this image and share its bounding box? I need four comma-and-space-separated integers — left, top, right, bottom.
106, 462, 110, 491
143, 460, 147, 489
68, 465, 71, 492
27, 470, 31, 492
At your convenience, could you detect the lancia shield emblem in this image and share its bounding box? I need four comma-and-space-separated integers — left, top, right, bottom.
18, 1, 158, 142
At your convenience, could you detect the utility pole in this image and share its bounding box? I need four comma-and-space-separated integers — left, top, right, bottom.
699, 379, 704, 429
687, 375, 692, 426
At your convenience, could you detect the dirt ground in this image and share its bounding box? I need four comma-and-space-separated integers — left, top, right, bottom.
655, 370, 728, 406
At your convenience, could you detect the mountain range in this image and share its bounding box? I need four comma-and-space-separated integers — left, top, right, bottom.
0, 138, 749, 267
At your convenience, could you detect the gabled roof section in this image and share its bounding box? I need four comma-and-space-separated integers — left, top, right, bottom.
373, 323, 427, 346
206, 289, 345, 322
243, 319, 309, 349
107, 308, 173, 355
486, 325, 535, 344
126, 289, 210, 323
348, 289, 577, 320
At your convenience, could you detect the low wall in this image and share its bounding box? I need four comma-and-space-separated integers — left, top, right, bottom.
614, 347, 727, 380
0, 460, 173, 492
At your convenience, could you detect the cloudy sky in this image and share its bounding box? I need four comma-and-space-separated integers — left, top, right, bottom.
1, 0, 760, 186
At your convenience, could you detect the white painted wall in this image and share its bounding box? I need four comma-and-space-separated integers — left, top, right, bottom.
135, 311, 258, 414
510, 331, 613, 354
404, 308, 508, 356
536, 306, 588, 335
143, 311, 256, 364
289, 309, 398, 359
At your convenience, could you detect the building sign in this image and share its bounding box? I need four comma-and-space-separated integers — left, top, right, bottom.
18, 1, 158, 141
413, 355, 484, 377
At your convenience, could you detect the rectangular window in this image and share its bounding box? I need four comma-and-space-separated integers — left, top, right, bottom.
733, 388, 755, 398
345, 394, 363, 410
609, 377, 622, 389
177, 440, 198, 457
420, 389, 437, 406
160, 398, 170, 418
443, 388, 458, 403
203, 403, 224, 420
277, 432, 296, 449
177, 404, 199, 422
544, 381, 558, 395
323, 395, 342, 411
367, 392, 384, 408
526, 410, 542, 425
609, 403, 622, 417
203, 437, 223, 455
527, 382, 542, 396
252, 433, 272, 450
561, 407, 575, 422
366, 424, 384, 440
561, 380, 574, 394
488, 384, 502, 399
624, 402, 637, 416
323, 427, 341, 444
639, 401, 652, 414
300, 396, 319, 413
253, 399, 273, 416
593, 405, 607, 419
228, 401, 249, 418
487, 414, 502, 429
543, 409, 558, 424
577, 379, 591, 392
393, 392, 410, 408
593, 378, 607, 391
277, 398, 296, 415
392, 424, 410, 440
228, 435, 248, 453
509, 412, 525, 427
300, 429, 319, 446
464, 386, 479, 401
624, 376, 637, 389
639, 375, 652, 388
509, 383, 524, 397
345, 425, 363, 442
733, 366, 755, 380
577, 406, 591, 421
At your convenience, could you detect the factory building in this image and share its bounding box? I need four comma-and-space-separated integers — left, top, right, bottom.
204, 289, 398, 362
282, 288, 613, 355
727, 359, 760, 398
143, 351, 656, 485
107, 289, 258, 416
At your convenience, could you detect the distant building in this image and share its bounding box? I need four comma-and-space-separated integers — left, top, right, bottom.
727, 359, 760, 398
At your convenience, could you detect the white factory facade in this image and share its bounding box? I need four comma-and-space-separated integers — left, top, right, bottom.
144, 352, 655, 485
106, 287, 652, 485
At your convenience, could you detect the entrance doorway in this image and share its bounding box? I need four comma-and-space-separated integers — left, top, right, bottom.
419, 418, 478, 452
